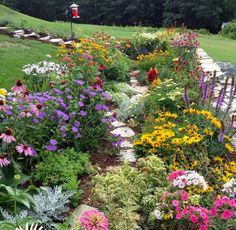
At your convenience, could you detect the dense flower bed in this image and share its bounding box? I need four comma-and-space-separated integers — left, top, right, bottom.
0, 28, 235, 230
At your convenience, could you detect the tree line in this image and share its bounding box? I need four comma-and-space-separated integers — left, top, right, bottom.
1, 0, 236, 32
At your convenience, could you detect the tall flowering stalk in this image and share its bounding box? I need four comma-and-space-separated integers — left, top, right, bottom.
183, 86, 190, 108
218, 121, 225, 143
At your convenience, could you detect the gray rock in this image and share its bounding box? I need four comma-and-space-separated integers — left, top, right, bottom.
13, 34, 21, 39
111, 127, 135, 138
50, 38, 63, 44
39, 36, 51, 41
111, 121, 126, 128
24, 32, 39, 38
119, 149, 136, 162
120, 141, 133, 148
13, 29, 24, 35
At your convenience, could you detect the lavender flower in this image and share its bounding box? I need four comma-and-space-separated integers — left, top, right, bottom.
78, 101, 84, 107
201, 83, 208, 101
50, 139, 57, 145
72, 127, 78, 133
80, 110, 87, 117
74, 80, 84, 86
199, 73, 206, 89
218, 122, 225, 142
183, 86, 190, 108
216, 89, 225, 112
74, 121, 81, 127
45, 145, 57, 152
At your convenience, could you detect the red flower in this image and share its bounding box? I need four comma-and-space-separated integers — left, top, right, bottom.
147, 68, 158, 82
98, 65, 107, 71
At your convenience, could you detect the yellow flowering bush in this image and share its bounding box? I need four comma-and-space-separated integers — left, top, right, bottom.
134, 109, 234, 162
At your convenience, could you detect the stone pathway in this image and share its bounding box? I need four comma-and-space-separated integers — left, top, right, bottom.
110, 75, 148, 163
197, 48, 236, 146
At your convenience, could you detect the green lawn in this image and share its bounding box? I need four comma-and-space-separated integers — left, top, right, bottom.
0, 4, 139, 39
199, 35, 236, 66
0, 35, 56, 90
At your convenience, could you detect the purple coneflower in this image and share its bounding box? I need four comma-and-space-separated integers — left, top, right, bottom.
0, 156, 10, 167
0, 128, 16, 143
16, 144, 33, 156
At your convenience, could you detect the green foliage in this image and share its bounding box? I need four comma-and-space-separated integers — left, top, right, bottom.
103, 54, 132, 82
220, 22, 236, 39
197, 28, 211, 35
104, 82, 134, 97
93, 156, 168, 230
33, 148, 90, 206
144, 79, 183, 114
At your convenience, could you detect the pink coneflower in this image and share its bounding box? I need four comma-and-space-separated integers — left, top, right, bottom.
0, 155, 11, 167
16, 144, 33, 156
0, 128, 16, 143
11, 80, 27, 94
80, 210, 109, 230
30, 104, 43, 117
0, 99, 6, 112
19, 109, 32, 118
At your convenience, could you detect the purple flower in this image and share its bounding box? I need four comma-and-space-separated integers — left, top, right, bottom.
101, 92, 111, 100
183, 86, 190, 108
216, 89, 225, 111
74, 121, 81, 127
67, 95, 73, 100
50, 139, 57, 145
102, 105, 109, 111
32, 118, 39, 124
199, 73, 206, 89
201, 83, 208, 101
70, 111, 76, 118
95, 104, 103, 111
53, 88, 63, 95
88, 91, 97, 97
76, 133, 81, 139
80, 110, 87, 117
218, 122, 225, 142
65, 88, 72, 93
29, 146, 37, 157
72, 127, 78, 133
78, 101, 84, 107
46, 145, 57, 152
80, 94, 86, 99
74, 80, 84, 86
101, 118, 107, 123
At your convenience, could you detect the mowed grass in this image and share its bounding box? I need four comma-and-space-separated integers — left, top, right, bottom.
199, 35, 236, 66
0, 4, 139, 39
0, 35, 56, 90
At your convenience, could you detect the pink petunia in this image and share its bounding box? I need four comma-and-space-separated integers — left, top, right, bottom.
190, 214, 199, 223
210, 207, 217, 218
221, 209, 232, 220
0, 156, 10, 167
80, 210, 109, 230
181, 190, 189, 201
11, 80, 27, 94
16, 144, 33, 156
0, 128, 16, 143
172, 200, 179, 207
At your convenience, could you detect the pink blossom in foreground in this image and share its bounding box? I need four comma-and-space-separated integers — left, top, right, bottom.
19, 110, 32, 118
0, 156, 10, 167
0, 128, 16, 143
11, 80, 27, 94
80, 210, 109, 230
16, 144, 34, 156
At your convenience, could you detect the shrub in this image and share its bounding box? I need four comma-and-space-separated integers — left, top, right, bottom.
93, 156, 168, 229
219, 22, 236, 39
33, 148, 90, 206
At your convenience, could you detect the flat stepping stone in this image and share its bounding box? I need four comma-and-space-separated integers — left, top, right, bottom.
0, 27, 7, 30
13, 30, 24, 35
24, 32, 39, 38
50, 38, 63, 44
119, 149, 136, 162
120, 141, 133, 148
133, 85, 148, 95
111, 121, 126, 128
39, 36, 51, 41
70, 204, 97, 229
111, 127, 135, 138
64, 40, 74, 45
13, 34, 21, 39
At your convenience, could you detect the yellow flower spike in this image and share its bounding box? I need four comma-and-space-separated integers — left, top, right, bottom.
225, 143, 234, 153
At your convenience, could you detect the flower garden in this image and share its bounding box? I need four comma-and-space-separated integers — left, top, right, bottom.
0, 27, 236, 230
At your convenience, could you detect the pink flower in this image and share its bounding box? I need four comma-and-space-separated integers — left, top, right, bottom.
19, 110, 32, 118
210, 207, 217, 218
16, 144, 33, 156
30, 103, 43, 117
0, 128, 16, 143
168, 170, 186, 181
80, 210, 109, 230
221, 209, 232, 220
130, 70, 140, 77
11, 80, 27, 94
172, 200, 180, 207
190, 214, 199, 223
0, 156, 10, 167
160, 191, 169, 201
199, 225, 207, 230
181, 191, 189, 201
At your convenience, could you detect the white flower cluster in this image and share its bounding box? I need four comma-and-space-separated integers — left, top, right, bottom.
172, 171, 207, 190
139, 32, 158, 40
222, 178, 236, 198
22, 61, 65, 76
154, 209, 163, 220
